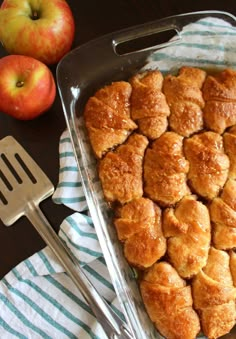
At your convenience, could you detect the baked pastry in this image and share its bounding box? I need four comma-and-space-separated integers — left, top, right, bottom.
83, 67, 236, 339
129, 70, 170, 139
98, 133, 148, 204
140, 262, 200, 339
184, 131, 230, 200
163, 195, 211, 279
192, 247, 236, 339
230, 250, 236, 287
223, 125, 236, 179
209, 179, 236, 250
163, 66, 206, 137
114, 197, 166, 269
143, 131, 190, 206
84, 81, 137, 158
203, 68, 236, 134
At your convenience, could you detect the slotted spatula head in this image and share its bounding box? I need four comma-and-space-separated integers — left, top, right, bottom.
0, 136, 54, 226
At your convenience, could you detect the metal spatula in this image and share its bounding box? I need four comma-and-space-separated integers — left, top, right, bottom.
0, 136, 133, 339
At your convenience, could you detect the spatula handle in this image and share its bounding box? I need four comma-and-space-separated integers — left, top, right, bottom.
26, 202, 133, 339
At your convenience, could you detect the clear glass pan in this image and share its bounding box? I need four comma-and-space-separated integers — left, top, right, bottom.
56, 10, 236, 339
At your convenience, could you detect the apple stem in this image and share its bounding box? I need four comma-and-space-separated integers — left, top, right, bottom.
16, 81, 24, 88
31, 11, 39, 20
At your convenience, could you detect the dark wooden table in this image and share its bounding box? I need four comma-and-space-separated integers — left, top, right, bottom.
0, 0, 235, 279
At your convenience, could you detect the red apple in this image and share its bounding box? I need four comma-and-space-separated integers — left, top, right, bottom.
0, 0, 75, 65
0, 55, 56, 120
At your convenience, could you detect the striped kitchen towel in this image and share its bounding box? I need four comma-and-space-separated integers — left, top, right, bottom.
52, 130, 88, 212
1, 15, 236, 339
0, 130, 123, 338
142, 15, 236, 73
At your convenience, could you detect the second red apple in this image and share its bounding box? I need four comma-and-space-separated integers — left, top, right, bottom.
0, 55, 56, 120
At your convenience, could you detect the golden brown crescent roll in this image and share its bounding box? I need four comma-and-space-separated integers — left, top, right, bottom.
192, 247, 236, 339
203, 68, 236, 134
163, 66, 206, 137
209, 179, 236, 250
143, 131, 190, 207
163, 195, 211, 279
114, 197, 166, 269
223, 125, 236, 179
98, 133, 148, 204
84, 81, 137, 158
230, 251, 236, 287
184, 131, 229, 200
129, 70, 170, 139
140, 262, 200, 339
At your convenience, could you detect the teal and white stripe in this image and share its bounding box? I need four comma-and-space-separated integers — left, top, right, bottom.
58, 213, 101, 266
52, 130, 88, 212
0, 213, 118, 339
143, 17, 236, 74
1, 16, 236, 339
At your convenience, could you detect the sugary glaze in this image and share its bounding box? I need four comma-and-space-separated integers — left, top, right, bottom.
163, 195, 211, 279
83, 66, 236, 339
192, 247, 236, 339
140, 262, 201, 339
184, 131, 230, 200
203, 69, 236, 134
129, 70, 170, 139
143, 131, 190, 206
114, 197, 166, 269
163, 66, 206, 137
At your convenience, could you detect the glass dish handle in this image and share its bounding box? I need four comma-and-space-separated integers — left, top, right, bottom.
112, 24, 181, 55
111, 10, 236, 55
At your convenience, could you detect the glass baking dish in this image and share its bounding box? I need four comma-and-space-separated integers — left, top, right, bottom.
56, 11, 236, 339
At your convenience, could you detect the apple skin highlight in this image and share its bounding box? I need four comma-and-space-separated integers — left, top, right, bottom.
0, 0, 75, 65
0, 55, 56, 120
